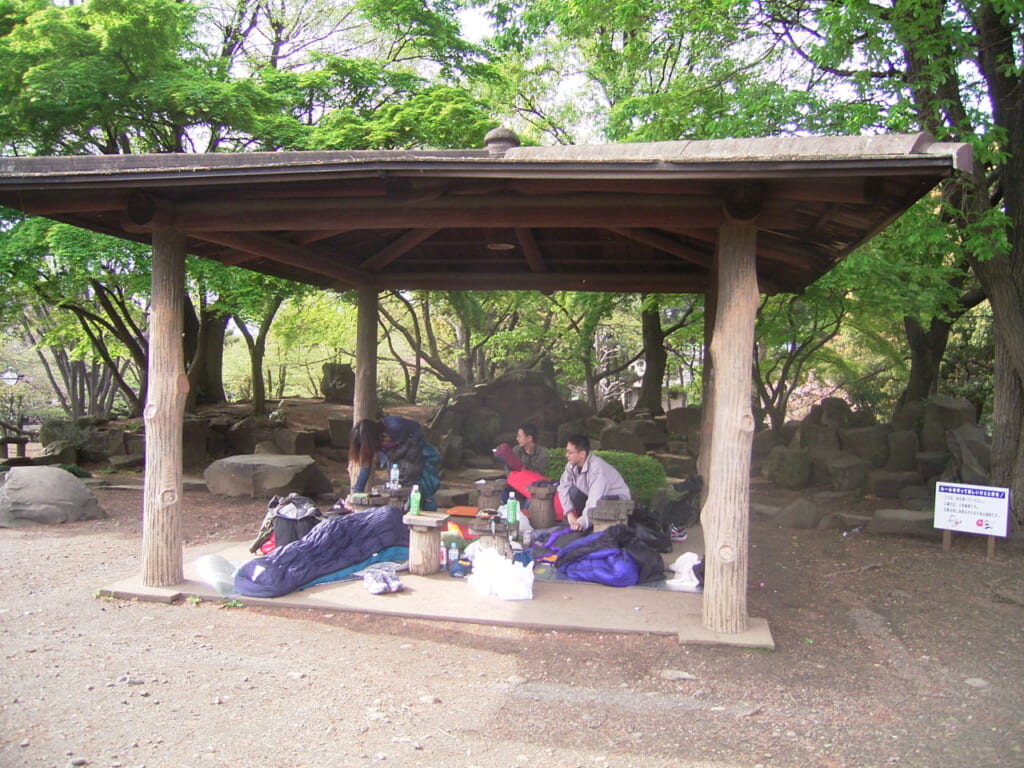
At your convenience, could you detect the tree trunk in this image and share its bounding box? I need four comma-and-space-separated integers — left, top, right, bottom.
701, 218, 757, 635
186, 308, 228, 411
353, 288, 378, 423
635, 301, 667, 415
142, 230, 188, 587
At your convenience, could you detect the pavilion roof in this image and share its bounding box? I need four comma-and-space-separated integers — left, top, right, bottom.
0, 130, 971, 294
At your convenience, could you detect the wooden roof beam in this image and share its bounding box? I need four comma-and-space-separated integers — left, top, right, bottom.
606, 227, 713, 268
515, 228, 547, 272
187, 230, 369, 288
375, 271, 706, 294
172, 202, 725, 231
361, 229, 440, 271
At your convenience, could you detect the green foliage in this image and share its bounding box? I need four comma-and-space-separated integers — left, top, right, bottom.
543, 449, 666, 505
595, 450, 666, 506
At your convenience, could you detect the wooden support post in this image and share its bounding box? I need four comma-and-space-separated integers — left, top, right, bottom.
142, 230, 188, 587
701, 217, 758, 635
697, 258, 718, 502
353, 288, 378, 424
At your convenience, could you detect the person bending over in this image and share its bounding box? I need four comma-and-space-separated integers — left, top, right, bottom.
557, 434, 631, 531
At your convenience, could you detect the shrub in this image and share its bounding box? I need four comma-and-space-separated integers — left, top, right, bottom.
543, 449, 666, 506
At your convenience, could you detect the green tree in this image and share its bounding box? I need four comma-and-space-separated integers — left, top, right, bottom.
759, 0, 1023, 525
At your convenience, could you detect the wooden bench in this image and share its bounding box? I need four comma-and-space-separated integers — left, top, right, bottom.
0, 436, 29, 459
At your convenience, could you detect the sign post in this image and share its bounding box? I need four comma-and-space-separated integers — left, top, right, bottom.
934, 482, 1010, 558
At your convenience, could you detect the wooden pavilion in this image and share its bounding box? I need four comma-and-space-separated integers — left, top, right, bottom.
0, 129, 970, 636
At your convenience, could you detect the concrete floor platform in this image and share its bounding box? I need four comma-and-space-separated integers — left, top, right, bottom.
99, 540, 774, 649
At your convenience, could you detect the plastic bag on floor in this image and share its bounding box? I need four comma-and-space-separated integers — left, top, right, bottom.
195, 554, 239, 596
467, 547, 534, 600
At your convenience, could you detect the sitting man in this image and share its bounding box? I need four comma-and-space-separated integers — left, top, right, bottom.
513, 423, 549, 475
557, 434, 631, 531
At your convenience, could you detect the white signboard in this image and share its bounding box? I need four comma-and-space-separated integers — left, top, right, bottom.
934, 482, 1010, 537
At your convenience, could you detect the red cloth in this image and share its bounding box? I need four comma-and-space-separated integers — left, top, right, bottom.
507, 469, 565, 520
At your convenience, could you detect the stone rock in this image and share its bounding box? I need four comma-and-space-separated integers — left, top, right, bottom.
320, 362, 355, 404
273, 428, 316, 456
557, 420, 588, 447
598, 425, 647, 455
204, 454, 333, 498
776, 498, 823, 529
428, 369, 568, 454
254, 440, 282, 454
327, 417, 353, 449
867, 508, 940, 537
838, 424, 891, 468
818, 452, 870, 493
665, 406, 702, 436
41, 440, 78, 465
750, 503, 782, 520
79, 428, 125, 463
867, 469, 921, 499
752, 429, 782, 457
0, 466, 107, 526
584, 416, 617, 439
620, 418, 668, 447
806, 397, 852, 427
653, 452, 697, 478
435, 488, 472, 507
946, 423, 990, 485
898, 485, 933, 511
921, 397, 976, 451
108, 454, 144, 469
435, 432, 464, 470
778, 420, 801, 446
886, 430, 920, 472
764, 446, 811, 489
597, 400, 625, 421
123, 432, 146, 457
915, 450, 949, 482
227, 416, 261, 454
795, 422, 840, 452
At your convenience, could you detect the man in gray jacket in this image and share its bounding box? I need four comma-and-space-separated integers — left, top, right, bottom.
558, 434, 631, 531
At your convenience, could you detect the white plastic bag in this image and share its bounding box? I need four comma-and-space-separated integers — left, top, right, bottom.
466, 548, 534, 601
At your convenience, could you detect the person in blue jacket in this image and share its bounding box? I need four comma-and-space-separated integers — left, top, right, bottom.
348, 416, 441, 511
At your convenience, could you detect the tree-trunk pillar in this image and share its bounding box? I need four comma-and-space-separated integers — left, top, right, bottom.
142, 230, 188, 587
701, 217, 758, 634
353, 288, 378, 423
698, 258, 718, 503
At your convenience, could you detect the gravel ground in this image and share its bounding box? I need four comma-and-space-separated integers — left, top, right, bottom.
1, 472, 1022, 768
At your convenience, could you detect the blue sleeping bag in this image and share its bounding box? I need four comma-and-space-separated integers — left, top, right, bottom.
234, 505, 409, 598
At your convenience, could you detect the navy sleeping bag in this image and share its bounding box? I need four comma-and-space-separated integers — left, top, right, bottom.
234, 505, 409, 598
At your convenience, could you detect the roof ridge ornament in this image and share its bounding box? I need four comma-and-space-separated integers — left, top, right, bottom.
484, 127, 521, 156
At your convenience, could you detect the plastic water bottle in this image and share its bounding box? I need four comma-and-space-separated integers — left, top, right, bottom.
448, 540, 459, 565
408, 484, 421, 515
439, 542, 448, 568
389, 463, 400, 489
506, 497, 519, 527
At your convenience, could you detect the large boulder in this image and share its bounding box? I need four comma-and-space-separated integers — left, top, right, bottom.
0, 466, 107, 527
620, 418, 668, 447
665, 406, 702, 436
428, 369, 568, 455
839, 425, 891, 468
886, 430, 921, 472
598, 425, 647, 455
204, 454, 333, 498
946, 423, 991, 485
320, 362, 355, 404
921, 397, 976, 451
764, 446, 812, 489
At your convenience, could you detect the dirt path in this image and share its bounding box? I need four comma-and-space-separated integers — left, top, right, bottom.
1, 475, 1022, 768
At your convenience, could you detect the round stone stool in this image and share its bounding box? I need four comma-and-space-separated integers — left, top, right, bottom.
526, 483, 557, 529
475, 481, 504, 512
